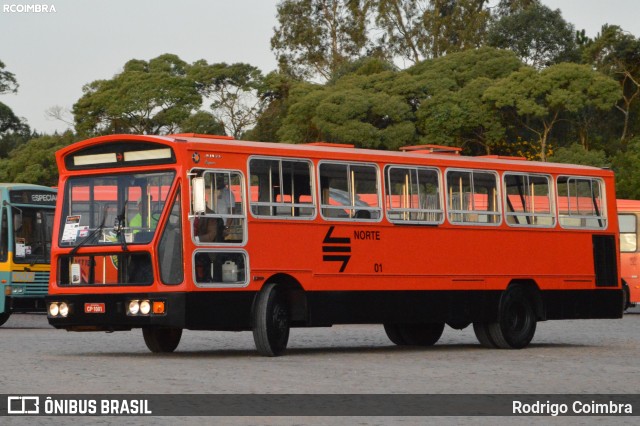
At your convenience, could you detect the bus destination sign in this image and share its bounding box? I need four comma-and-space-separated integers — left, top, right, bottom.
9, 190, 57, 206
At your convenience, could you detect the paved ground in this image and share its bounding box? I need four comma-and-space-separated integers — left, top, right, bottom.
1, 307, 639, 425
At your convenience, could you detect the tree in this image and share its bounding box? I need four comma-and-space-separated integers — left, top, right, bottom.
585, 25, 640, 142
548, 144, 609, 168
278, 58, 415, 148
484, 63, 620, 161
0, 60, 18, 95
188, 61, 265, 138
612, 137, 640, 199
487, 1, 578, 68
374, 0, 490, 63
271, 0, 372, 81
0, 132, 77, 185
73, 54, 201, 136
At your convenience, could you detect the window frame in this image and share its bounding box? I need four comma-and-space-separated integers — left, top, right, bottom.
318, 160, 383, 222
619, 213, 637, 253
189, 168, 247, 246
445, 168, 502, 226
556, 175, 607, 230
247, 156, 317, 221
384, 164, 444, 225
503, 172, 556, 228
192, 249, 250, 288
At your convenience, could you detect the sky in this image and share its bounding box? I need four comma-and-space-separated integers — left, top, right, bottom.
1, 0, 639, 135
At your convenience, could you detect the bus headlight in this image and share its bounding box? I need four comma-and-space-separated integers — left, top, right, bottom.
49, 302, 59, 317
128, 300, 140, 315
11, 286, 24, 295
59, 302, 69, 317
140, 300, 151, 315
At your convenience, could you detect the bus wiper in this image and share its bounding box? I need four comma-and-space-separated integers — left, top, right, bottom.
114, 206, 129, 252
69, 205, 108, 256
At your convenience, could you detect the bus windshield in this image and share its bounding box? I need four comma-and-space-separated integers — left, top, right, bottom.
12, 206, 54, 264
59, 171, 175, 247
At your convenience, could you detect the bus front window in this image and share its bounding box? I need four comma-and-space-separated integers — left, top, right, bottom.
59, 171, 175, 247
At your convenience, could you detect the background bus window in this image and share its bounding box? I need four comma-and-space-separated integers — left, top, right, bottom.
249, 158, 314, 218
385, 166, 443, 224
0, 207, 7, 262
619, 214, 637, 252
557, 176, 606, 229
191, 170, 245, 243
446, 170, 500, 225
320, 162, 381, 220
504, 173, 555, 227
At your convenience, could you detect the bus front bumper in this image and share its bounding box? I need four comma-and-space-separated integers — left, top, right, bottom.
45, 293, 187, 331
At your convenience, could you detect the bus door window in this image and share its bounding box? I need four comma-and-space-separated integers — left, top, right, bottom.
385, 166, 443, 224
158, 190, 183, 285
446, 170, 501, 225
319, 162, 381, 220
249, 158, 315, 218
194, 251, 247, 286
619, 214, 637, 253
190, 170, 245, 244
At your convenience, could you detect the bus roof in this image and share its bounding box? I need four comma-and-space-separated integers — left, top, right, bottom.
57, 133, 613, 176
0, 183, 56, 191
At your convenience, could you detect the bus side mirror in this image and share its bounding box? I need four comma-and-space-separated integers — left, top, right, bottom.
192, 177, 206, 214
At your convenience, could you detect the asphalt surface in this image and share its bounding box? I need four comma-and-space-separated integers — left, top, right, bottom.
1, 307, 639, 425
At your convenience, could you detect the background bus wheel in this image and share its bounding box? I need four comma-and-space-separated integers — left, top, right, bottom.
488, 286, 537, 349
383, 323, 444, 346
473, 322, 498, 348
0, 312, 10, 327
142, 327, 182, 353
622, 282, 631, 312
253, 283, 290, 357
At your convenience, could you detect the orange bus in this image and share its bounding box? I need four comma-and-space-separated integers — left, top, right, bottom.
617, 199, 640, 309
46, 134, 623, 356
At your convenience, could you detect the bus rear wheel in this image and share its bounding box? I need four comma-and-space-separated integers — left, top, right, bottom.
0, 312, 10, 327
142, 327, 182, 353
252, 283, 290, 357
488, 286, 537, 349
383, 323, 445, 346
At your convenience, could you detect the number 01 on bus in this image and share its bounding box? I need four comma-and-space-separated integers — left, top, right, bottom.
46, 134, 624, 356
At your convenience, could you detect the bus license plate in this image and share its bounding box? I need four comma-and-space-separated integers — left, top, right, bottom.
85, 303, 105, 314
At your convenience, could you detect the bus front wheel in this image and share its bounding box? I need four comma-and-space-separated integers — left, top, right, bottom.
0, 312, 10, 327
383, 323, 445, 346
488, 286, 537, 349
142, 327, 182, 353
252, 283, 290, 357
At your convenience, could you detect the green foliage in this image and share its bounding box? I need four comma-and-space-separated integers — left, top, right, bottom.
188, 61, 265, 138
0, 132, 78, 186
612, 137, 640, 199
179, 111, 226, 136
271, 0, 371, 80
548, 144, 609, 168
73, 54, 201, 136
483, 63, 621, 160
487, 1, 579, 68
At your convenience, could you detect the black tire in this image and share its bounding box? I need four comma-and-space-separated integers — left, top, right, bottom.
473, 322, 498, 348
0, 312, 10, 327
622, 282, 631, 312
383, 323, 444, 346
488, 286, 537, 349
383, 323, 407, 345
252, 283, 290, 356
142, 327, 182, 353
